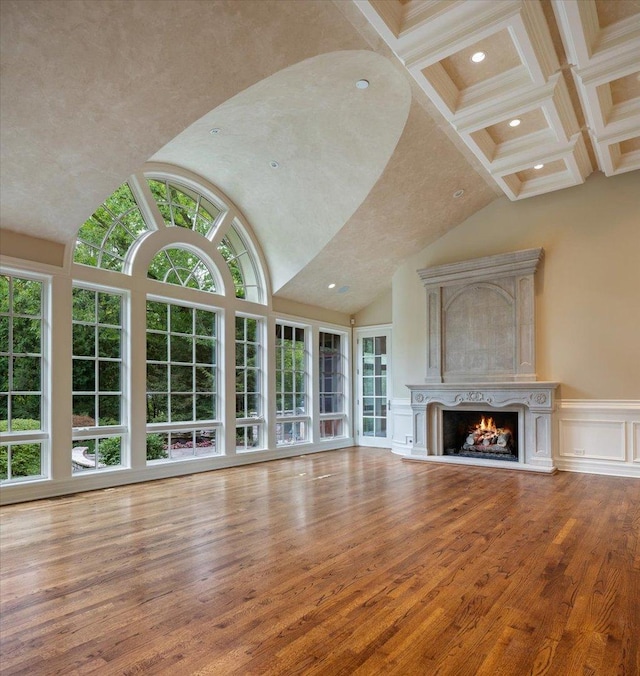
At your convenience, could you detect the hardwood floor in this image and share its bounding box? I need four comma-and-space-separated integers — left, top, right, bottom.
0, 448, 638, 675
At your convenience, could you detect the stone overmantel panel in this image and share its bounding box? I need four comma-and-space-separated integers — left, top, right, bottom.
417, 248, 543, 384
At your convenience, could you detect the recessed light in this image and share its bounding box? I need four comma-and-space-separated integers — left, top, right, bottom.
356, 79, 369, 89
209, 128, 221, 135
471, 51, 486, 63
534, 163, 544, 170
453, 189, 465, 199
328, 283, 336, 289
509, 119, 521, 127
269, 160, 280, 169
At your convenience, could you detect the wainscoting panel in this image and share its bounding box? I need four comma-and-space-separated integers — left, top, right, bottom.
559, 419, 626, 461
557, 400, 640, 477
391, 398, 413, 455
396, 398, 640, 476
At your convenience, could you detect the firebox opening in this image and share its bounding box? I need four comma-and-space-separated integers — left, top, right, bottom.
442, 409, 519, 462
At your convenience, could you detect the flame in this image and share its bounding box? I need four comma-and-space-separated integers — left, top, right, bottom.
477, 416, 496, 433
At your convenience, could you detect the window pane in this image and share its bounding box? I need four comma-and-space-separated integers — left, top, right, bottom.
171, 394, 193, 422
9, 443, 42, 479
147, 364, 167, 392
147, 394, 167, 423
12, 395, 41, 424
147, 333, 167, 361
146, 301, 167, 331
98, 361, 120, 392
73, 359, 95, 392
12, 357, 40, 391
99, 395, 120, 425
98, 292, 121, 325
13, 318, 41, 354
13, 278, 41, 316
73, 324, 95, 356
73, 395, 95, 422
98, 327, 120, 358
171, 335, 192, 363
170, 305, 192, 334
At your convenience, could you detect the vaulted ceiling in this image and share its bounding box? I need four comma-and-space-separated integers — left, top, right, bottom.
1, 1, 638, 314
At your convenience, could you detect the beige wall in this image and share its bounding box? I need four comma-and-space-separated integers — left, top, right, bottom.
355, 288, 392, 326
271, 296, 350, 327
0, 229, 66, 268
392, 170, 640, 400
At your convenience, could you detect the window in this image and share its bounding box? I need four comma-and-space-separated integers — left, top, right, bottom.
235, 316, 262, 451
71, 286, 125, 473
319, 331, 346, 439
73, 176, 265, 304
218, 224, 261, 302
0, 273, 47, 483
146, 300, 219, 462
275, 322, 308, 445
147, 178, 221, 236
74, 183, 149, 271
148, 247, 217, 292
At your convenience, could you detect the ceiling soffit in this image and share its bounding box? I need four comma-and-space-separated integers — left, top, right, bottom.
354, 0, 640, 200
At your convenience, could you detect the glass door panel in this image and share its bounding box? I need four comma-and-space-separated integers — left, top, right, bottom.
357, 328, 391, 447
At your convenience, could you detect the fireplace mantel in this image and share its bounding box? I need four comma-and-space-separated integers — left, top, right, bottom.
407, 382, 560, 473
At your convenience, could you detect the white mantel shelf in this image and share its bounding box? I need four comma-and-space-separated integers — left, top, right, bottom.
407, 382, 560, 473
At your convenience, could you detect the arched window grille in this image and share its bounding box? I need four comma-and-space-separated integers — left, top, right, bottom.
147, 247, 217, 293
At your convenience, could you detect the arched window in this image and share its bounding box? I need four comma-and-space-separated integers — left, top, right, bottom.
69, 170, 269, 472
73, 174, 265, 302
74, 183, 149, 271
146, 179, 221, 237
148, 247, 217, 292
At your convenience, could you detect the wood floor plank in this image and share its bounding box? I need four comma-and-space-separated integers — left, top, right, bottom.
1, 448, 638, 675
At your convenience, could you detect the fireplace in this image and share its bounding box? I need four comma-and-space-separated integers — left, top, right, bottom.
442, 409, 519, 462
407, 248, 559, 473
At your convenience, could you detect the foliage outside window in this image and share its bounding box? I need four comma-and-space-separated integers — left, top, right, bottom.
275, 322, 307, 445
148, 247, 216, 292
319, 331, 345, 439
72, 286, 125, 473
72, 178, 264, 305
74, 183, 148, 271
147, 179, 221, 236
0, 274, 45, 482
235, 316, 262, 451
146, 300, 219, 462
218, 225, 261, 302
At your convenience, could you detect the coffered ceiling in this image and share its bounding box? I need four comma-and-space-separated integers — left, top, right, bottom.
355, 0, 640, 200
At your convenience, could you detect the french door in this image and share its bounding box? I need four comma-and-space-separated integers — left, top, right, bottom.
355, 327, 391, 448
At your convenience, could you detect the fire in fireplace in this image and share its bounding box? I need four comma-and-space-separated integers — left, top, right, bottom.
442, 409, 519, 462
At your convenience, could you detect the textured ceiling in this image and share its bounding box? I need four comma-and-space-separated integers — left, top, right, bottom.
3, 1, 635, 315
151, 51, 412, 294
